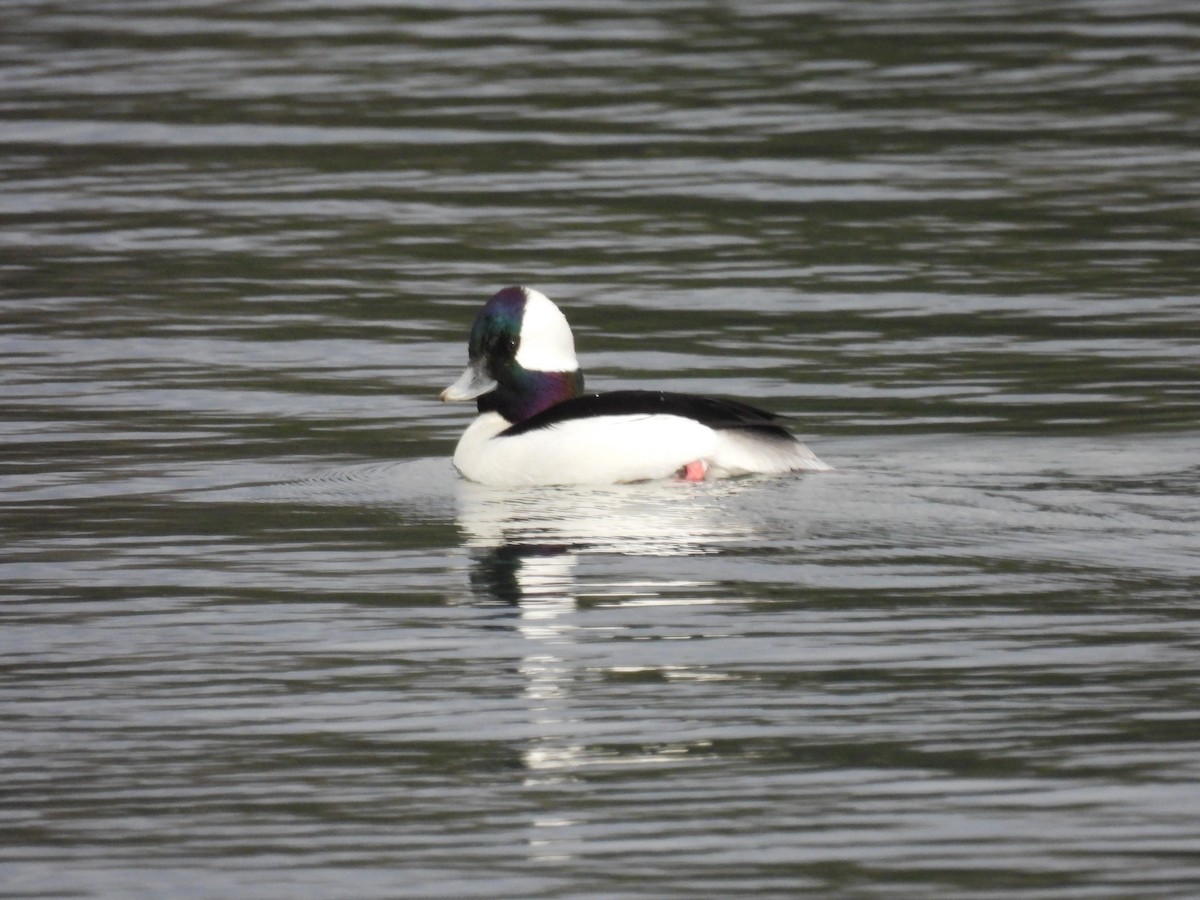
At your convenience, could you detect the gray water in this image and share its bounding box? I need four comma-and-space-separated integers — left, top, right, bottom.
3, 2, 1200, 897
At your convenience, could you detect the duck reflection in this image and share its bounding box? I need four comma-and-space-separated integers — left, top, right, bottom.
456, 480, 762, 701
452, 478, 771, 862
458, 480, 763, 629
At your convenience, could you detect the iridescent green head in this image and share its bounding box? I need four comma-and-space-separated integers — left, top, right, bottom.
441, 286, 584, 423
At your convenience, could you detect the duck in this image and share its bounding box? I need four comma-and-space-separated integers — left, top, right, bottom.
440, 286, 831, 486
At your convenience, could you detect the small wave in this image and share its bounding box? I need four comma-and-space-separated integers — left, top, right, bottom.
188, 456, 458, 511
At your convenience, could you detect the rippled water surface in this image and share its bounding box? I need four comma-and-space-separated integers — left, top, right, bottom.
3, 2, 1199, 897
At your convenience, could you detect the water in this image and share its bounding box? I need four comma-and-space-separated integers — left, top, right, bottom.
3, 1, 1199, 897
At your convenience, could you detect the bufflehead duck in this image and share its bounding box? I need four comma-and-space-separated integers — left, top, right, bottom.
440, 286, 831, 486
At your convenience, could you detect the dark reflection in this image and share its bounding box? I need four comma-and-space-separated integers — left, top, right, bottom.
467, 542, 578, 606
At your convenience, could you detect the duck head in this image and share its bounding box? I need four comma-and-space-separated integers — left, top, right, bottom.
441, 286, 585, 423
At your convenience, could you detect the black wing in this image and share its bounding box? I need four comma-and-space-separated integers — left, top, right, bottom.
501, 390, 798, 441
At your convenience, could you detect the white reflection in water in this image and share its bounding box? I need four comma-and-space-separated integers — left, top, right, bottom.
455, 477, 765, 560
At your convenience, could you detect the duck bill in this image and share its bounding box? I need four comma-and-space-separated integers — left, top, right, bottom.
440, 361, 497, 402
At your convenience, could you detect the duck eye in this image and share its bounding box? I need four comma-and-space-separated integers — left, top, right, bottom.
506, 336, 518, 356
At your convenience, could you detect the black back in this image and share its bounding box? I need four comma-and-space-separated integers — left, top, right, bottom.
500, 389, 798, 441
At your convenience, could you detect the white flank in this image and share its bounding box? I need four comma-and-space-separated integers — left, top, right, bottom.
453, 413, 716, 487
452, 411, 831, 487
513, 289, 580, 373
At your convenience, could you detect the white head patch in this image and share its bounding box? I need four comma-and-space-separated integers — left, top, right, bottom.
515, 289, 580, 373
